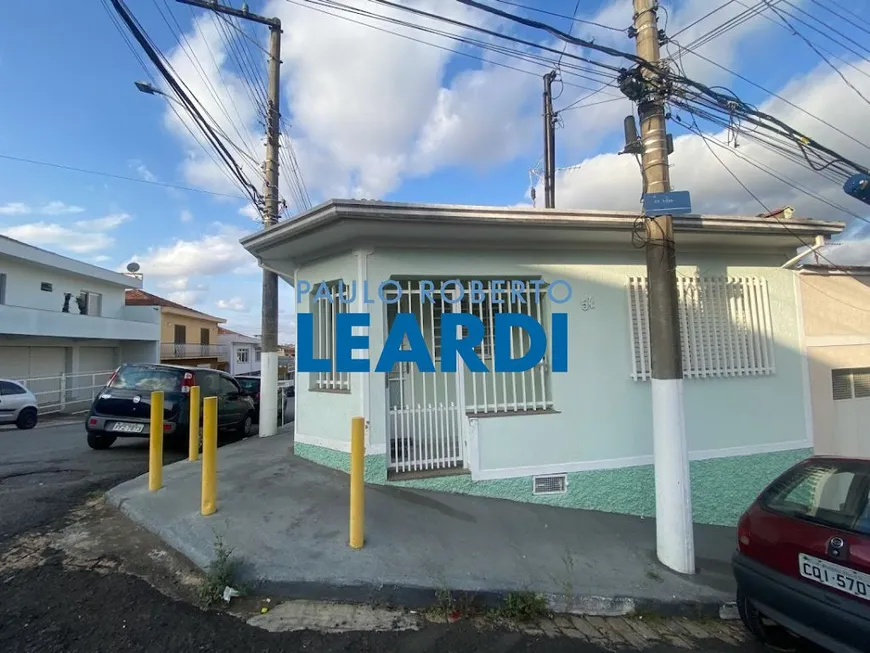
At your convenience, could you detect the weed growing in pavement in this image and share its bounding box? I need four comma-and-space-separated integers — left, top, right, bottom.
497, 591, 551, 623
645, 568, 663, 581
198, 534, 243, 607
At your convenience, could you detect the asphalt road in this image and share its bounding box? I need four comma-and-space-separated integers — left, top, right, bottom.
0, 420, 812, 653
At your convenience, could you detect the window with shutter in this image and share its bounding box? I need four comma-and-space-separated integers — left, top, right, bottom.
628, 276, 776, 381
831, 368, 870, 400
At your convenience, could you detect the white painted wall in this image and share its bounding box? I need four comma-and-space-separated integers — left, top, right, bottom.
294, 253, 362, 451
218, 333, 262, 376
293, 247, 808, 472
0, 258, 160, 341
363, 248, 807, 477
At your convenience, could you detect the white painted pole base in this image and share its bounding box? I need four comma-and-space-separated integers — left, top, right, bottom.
651, 377, 695, 574
259, 352, 279, 438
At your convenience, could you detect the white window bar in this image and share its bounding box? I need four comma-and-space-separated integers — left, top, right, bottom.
628, 276, 776, 381
311, 280, 351, 391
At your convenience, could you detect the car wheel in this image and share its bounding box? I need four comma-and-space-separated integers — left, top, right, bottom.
15, 407, 38, 430
87, 432, 116, 450
736, 588, 767, 641
237, 413, 253, 437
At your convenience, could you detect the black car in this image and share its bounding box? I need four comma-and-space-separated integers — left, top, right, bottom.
234, 375, 293, 423
86, 363, 256, 450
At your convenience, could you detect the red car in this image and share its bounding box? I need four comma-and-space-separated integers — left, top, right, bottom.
733, 456, 870, 653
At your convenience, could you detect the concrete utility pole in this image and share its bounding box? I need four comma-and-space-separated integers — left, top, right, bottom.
632, 0, 694, 575
178, 0, 282, 438
542, 70, 557, 208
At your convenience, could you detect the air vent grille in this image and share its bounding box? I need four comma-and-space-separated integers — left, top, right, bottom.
533, 473, 567, 495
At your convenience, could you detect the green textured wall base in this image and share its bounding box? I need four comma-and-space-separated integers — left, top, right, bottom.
293, 442, 811, 526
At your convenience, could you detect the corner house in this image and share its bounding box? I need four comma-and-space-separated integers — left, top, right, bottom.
241, 200, 843, 526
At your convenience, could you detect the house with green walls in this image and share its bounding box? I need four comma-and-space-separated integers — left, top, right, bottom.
240, 199, 844, 526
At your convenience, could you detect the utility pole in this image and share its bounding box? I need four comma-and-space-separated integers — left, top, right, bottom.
178, 0, 282, 438
632, 0, 694, 575
542, 70, 557, 208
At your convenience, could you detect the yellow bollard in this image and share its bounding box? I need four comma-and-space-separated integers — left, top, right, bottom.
188, 385, 201, 462
148, 391, 164, 492
349, 416, 365, 549
201, 396, 218, 516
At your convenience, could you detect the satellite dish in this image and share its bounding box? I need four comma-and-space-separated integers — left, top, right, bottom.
126, 262, 141, 273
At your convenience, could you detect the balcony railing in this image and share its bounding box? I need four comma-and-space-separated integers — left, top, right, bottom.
161, 343, 229, 359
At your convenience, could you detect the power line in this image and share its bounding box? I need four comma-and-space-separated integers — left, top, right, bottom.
109, 0, 263, 207
101, 0, 255, 199
0, 153, 247, 199
491, 0, 627, 33
288, 0, 621, 94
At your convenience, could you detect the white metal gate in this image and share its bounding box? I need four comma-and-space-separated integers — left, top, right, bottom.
388, 362, 463, 473
386, 280, 465, 474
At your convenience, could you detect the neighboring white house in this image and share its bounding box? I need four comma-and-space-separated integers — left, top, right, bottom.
0, 235, 160, 412
240, 200, 844, 527
218, 327, 261, 376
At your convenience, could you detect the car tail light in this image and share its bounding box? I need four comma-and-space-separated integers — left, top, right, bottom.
164, 423, 171, 431
181, 372, 195, 394
737, 512, 751, 551
88, 417, 98, 426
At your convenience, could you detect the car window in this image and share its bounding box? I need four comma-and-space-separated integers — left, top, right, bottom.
219, 375, 240, 396
198, 371, 221, 397
0, 381, 27, 396
108, 366, 181, 392
761, 461, 870, 535
236, 378, 259, 393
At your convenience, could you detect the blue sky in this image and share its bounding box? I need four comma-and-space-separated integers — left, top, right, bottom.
1, 0, 869, 342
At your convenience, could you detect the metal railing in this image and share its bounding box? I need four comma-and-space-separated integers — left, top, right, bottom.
161, 343, 229, 359
16, 370, 116, 415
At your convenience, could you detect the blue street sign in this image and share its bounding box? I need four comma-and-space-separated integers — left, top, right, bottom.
642, 190, 693, 216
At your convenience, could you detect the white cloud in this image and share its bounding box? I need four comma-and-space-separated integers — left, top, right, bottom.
0, 202, 30, 215
127, 223, 254, 277
166, 290, 207, 307
129, 159, 158, 183
180, 209, 194, 223
0, 201, 85, 216
216, 296, 249, 312
91, 255, 111, 263
75, 213, 131, 230
0, 212, 130, 254
40, 201, 85, 215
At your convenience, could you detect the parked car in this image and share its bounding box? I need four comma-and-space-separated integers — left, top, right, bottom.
234, 375, 293, 423
0, 379, 39, 430
732, 456, 870, 653
85, 363, 255, 450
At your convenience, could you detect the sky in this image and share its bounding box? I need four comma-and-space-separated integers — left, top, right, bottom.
1, 0, 869, 344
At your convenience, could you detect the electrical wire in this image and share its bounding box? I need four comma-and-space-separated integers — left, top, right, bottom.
762, 0, 870, 108
109, 0, 263, 207
491, 0, 627, 33
290, 0, 622, 94
0, 153, 247, 199
102, 0, 256, 201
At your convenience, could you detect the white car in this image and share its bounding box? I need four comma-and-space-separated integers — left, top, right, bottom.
0, 379, 39, 429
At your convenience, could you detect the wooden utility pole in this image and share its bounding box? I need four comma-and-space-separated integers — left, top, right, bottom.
543, 71, 557, 208
178, 0, 282, 438
632, 0, 694, 574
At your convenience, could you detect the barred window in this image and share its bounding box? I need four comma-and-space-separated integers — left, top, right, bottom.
309, 280, 351, 391
628, 276, 776, 381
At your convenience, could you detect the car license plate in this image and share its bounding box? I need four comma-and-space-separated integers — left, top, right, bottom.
799, 553, 870, 601
111, 422, 145, 433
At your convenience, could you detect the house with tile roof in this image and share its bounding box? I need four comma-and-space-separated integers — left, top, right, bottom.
125, 289, 228, 370
217, 326, 261, 376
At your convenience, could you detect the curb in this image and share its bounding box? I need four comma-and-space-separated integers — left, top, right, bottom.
105, 491, 738, 622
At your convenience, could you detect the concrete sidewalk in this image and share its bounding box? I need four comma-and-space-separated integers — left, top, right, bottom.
107, 431, 739, 618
